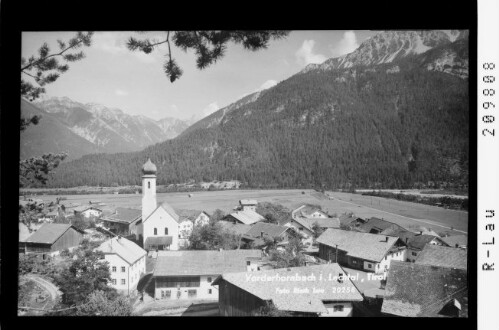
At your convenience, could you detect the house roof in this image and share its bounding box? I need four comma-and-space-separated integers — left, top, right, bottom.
96, 236, 146, 265
381, 261, 468, 317
102, 207, 142, 224
338, 214, 361, 226
441, 235, 468, 248
24, 223, 83, 245
356, 217, 407, 234
239, 199, 257, 205
316, 228, 400, 262
298, 205, 327, 218
301, 218, 340, 230
407, 234, 447, 250
213, 263, 363, 314
243, 222, 289, 240
176, 209, 207, 222
218, 221, 252, 236
227, 209, 265, 225
415, 245, 467, 270
153, 250, 262, 277
74, 205, 102, 213
144, 236, 173, 247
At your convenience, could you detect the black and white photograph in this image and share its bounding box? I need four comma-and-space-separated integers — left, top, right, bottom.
14, 28, 471, 318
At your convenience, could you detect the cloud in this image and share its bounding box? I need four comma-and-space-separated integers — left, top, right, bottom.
330, 31, 359, 57
295, 40, 327, 66
115, 89, 128, 96
93, 31, 157, 64
202, 102, 219, 118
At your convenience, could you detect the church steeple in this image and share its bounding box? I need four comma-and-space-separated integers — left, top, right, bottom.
142, 158, 157, 221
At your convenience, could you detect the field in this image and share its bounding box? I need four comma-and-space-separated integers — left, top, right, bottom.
31, 189, 468, 235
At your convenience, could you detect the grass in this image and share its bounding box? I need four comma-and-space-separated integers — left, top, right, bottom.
32, 189, 468, 234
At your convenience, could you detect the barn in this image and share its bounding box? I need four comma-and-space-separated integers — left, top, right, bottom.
22, 223, 84, 257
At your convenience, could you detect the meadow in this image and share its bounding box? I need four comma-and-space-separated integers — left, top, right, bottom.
31, 189, 468, 236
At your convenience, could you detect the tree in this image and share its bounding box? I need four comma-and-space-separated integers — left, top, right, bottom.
188, 222, 239, 250
19, 153, 68, 188
53, 247, 114, 308
76, 290, 132, 316
311, 221, 325, 239
256, 202, 292, 225
267, 236, 306, 268
127, 31, 289, 82
255, 301, 293, 317
21, 31, 94, 103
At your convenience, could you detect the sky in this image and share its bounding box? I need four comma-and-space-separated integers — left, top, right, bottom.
22, 30, 376, 121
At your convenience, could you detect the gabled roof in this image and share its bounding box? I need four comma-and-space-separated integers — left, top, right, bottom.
142, 202, 180, 224
295, 217, 340, 232
24, 223, 83, 245
153, 250, 262, 276
226, 209, 265, 225
213, 263, 363, 314
316, 228, 400, 262
102, 207, 141, 224
74, 205, 102, 213
176, 209, 208, 222
239, 199, 257, 205
96, 236, 146, 265
338, 213, 362, 226
218, 221, 252, 236
298, 205, 328, 218
381, 261, 468, 317
415, 245, 467, 270
407, 235, 448, 250
356, 217, 407, 234
441, 235, 468, 248
243, 222, 289, 240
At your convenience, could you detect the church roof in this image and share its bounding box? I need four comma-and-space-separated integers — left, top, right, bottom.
142, 158, 157, 175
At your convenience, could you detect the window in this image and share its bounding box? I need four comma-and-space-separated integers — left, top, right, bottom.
207, 277, 212, 282
368, 264, 372, 269
385, 256, 387, 260
208, 289, 212, 294
121, 279, 126, 285
148, 182, 150, 189
154, 228, 157, 235
352, 260, 357, 264
165, 227, 168, 235
412, 252, 417, 256
246, 261, 251, 266
112, 266, 116, 272
112, 279, 117, 285
121, 266, 126, 272
188, 289, 197, 298
165, 290, 171, 298
333, 305, 344, 312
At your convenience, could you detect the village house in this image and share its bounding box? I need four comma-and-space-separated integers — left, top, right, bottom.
224, 209, 265, 225
100, 207, 142, 237
396, 231, 450, 262
338, 213, 365, 227
381, 261, 468, 317
153, 250, 262, 301
241, 222, 293, 248
352, 217, 408, 235
316, 229, 406, 274
238, 199, 258, 212
95, 236, 147, 296
213, 263, 364, 316
441, 235, 468, 249
415, 244, 468, 270
294, 205, 330, 219
73, 205, 103, 218
21, 223, 84, 258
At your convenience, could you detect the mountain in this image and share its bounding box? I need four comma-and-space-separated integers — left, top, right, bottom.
22, 97, 192, 159
44, 30, 469, 189
301, 30, 468, 78
20, 99, 104, 160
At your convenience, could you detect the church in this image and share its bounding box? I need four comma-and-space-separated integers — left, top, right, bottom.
136, 158, 180, 251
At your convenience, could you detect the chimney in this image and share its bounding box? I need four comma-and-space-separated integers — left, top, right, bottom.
385, 237, 389, 242
261, 231, 264, 238
420, 231, 423, 235
405, 237, 409, 244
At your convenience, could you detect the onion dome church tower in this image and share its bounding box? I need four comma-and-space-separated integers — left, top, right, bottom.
142, 158, 157, 221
